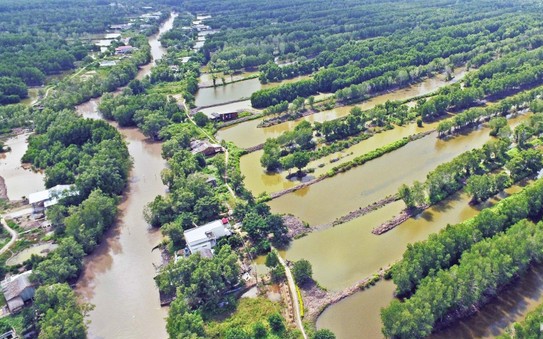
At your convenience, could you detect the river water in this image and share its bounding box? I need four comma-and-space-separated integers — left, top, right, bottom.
75, 13, 176, 339
1, 133, 45, 201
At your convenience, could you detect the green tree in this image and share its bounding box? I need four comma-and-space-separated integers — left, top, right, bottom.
268, 313, 285, 334
193, 112, 209, 127
166, 298, 206, 339
34, 283, 89, 339
313, 329, 336, 339
252, 322, 267, 338
292, 152, 310, 175
292, 259, 313, 285
140, 112, 169, 140
265, 251, 279, 268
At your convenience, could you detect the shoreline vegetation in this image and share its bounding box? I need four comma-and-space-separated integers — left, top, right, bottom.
265, 130, 433, 202
0, 4, 174, 338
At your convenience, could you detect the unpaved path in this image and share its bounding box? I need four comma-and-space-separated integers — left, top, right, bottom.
276, 254, 308, 339
0, 217, 18, 255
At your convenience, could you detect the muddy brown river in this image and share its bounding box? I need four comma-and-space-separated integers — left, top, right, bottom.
74, 13, 176, 339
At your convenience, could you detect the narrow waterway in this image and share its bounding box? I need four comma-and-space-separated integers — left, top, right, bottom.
75, 13, 176, 339
241, 121, 439, 196
431, 264, 543, 338
217, 69, 466, 149
1, 133, 45, 201
268, 114, 528, 226
317, 279, 396, 339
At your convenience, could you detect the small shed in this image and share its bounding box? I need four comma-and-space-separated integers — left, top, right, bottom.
206, 176, 217, 187
211, 112, 238, 122
1, 271, 35, 314
99, 60, 117, 67
115, 45, 134, 54
190, 140, 224, 156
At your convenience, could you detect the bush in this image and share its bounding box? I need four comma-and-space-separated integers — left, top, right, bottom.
292, 259, 313, 285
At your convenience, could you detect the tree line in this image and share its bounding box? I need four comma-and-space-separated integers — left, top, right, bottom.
248, 11, 540, 108
382, 219, 543, 338
391, 177, 543, 297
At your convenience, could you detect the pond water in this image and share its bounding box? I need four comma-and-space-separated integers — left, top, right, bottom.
268, 114, 528, 226
313, 184, 526, 338
240, 121, 439, 196
216, 69, 467, 149
6, 243, 58, 266
1, 133, 45, 201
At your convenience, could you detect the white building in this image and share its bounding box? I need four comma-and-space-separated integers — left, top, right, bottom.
28, 185, 78, 212
184, 218, 231, 254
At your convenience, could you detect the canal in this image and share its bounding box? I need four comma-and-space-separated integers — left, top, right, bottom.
216, 68, 466, 149
267, 114, 528, 226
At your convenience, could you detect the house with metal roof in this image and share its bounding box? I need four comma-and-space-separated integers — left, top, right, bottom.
1, 271, 35, 314
28, 185, 78, 212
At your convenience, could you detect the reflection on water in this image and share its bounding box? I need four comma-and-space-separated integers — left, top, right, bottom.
217, 69, 467, 149
312, 184, 525, 339
431, 264, 543, 339
317, 279, 396, 339
241, 121, 439, 196
195, 78, 261, 107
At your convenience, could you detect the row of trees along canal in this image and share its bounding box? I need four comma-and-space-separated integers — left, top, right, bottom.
182, 0, 543, 110
52, 1, 543, 338
256, 47, 543, 199
213, 10, 543, 150
250, 29, 543, 131
381, 151, 543, 338
0, 4, 180, 337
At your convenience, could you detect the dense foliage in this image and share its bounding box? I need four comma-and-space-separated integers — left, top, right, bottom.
157, 245, 240, 311
398, 139, 512, 208
382, 219, 543, 338
32, 283, 89, 339
23, 109, 131, 197
201, 0, 543, 108
99, 89, 184, 139
500, 301, 543, 338
392, 178, 543, 296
